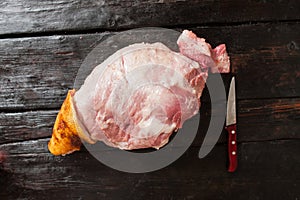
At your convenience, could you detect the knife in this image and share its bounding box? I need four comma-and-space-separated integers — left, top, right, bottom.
225, 77, 237, 172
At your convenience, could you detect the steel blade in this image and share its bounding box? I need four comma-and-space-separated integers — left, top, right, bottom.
226, 77, 236, 126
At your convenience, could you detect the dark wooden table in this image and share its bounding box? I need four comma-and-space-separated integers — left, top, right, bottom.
0, 1, 300, 199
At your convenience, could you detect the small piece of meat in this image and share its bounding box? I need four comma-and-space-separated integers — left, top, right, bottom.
177, 30, 230, 73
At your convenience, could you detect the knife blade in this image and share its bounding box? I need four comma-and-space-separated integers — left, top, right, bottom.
225, 77, 237, 172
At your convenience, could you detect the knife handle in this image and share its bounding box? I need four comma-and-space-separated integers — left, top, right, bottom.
225, 124, 237, 172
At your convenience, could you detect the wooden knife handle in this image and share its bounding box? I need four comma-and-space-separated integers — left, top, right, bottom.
225, 124, 237, 172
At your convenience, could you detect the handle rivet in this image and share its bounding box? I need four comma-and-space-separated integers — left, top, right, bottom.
232, 151, 236, 155
231, 130, 235, 134
231, 141, 236, 145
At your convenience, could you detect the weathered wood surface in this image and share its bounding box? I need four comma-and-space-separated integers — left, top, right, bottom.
1, 23, 299, 111
0, 33, 110, 111
0, 0, 300, 199
0, 0, 299, 35
0, 139, 299, 199
1, 98, 299, 145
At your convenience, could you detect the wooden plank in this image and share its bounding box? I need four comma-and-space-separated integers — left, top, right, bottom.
195, 97, 300, 145
1, 98, 299, 145
0, 33, 109, 111
1, 23, 299, 111
0, 110, 57, 144
0, 138, 299, 199
237, 98, 300, 141
190, 22, 300, 99
0, 0, 300, 35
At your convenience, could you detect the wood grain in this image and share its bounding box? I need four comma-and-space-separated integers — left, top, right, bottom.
1, 23, 299, 111
237, 98, 300, 140
0, 138, 299, 199
0, 110, 57, 144
1, 98, 299, 145
0, 0, 299, 35
0, 33, 109, 111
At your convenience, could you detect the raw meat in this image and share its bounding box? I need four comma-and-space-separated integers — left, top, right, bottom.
74, 43, 205, 149
48, 30, 230, 155
177, 30, 230, 73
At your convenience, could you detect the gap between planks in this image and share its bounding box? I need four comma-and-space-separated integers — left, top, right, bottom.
0, 19, 299, 40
